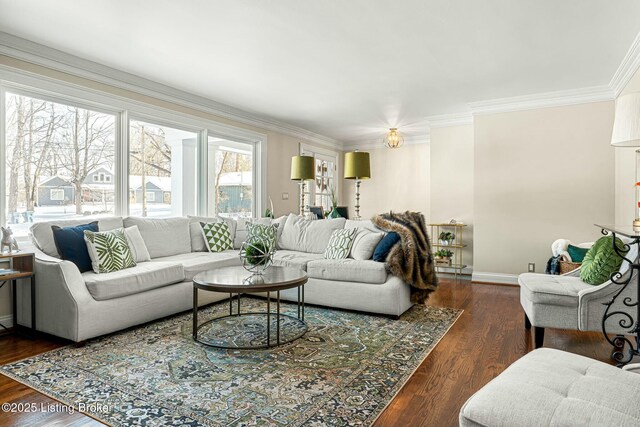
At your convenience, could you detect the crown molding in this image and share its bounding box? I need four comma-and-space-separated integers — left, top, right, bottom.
0, 32, 343, 151
342, 134, 430, 152
468, 85, 615, 116
610, 32, 640, 97
426, 111, 473, 128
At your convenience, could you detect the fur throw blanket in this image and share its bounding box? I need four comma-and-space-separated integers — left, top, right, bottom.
372, 211, 438, 304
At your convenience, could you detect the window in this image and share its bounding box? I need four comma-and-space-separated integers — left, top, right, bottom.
207, 137, 254, 219
1, 77, 266, 234
50, 189, 64, 201
4, 92, 115, 236
300, 146, 338, 213
129, 120, 197, 217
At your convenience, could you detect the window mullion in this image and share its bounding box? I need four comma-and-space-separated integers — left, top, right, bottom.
116, 110, 129, 217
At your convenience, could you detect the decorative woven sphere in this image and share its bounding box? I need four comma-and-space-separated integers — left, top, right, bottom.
239, 235, 275, 274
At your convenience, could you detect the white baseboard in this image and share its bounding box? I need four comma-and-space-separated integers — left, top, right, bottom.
0, 314, 12, 329
471, 271, 519, 285
436, 265, 473, 276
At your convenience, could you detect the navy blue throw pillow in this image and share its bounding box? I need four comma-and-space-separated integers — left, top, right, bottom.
52, 222, 99, 273
373, 232, 401, 262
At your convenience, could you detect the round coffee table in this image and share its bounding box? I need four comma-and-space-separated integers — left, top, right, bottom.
192, 266, 308, 349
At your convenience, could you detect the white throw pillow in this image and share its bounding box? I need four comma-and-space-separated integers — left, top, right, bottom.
350, 229, 385, 260
124, 225, 151, 262
324, 228, 357, 259
188, 215, 237, 252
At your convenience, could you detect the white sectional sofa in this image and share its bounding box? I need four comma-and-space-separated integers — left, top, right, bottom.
18, 214, 412, 342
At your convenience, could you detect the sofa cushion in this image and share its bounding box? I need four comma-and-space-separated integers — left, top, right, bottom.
188, 215, 237, 252
459, 348, 640, 427
201, 221, 234, 252
345, 219, 380, 232
31, 216, 123, 258
51, 221, 99, 272
84, 228, 137, 273
324, 228, 357, 259
272, 250, 323, 271
519, 273, 593, 307
307, 259, 388, 284
123, 217, 191, 258
151, 251, 241, 281
124, 225, 151, 262
350, 229, 385, 260
279, 214, 346, 253
82, 261, 184, 301
373, 232, 401, 262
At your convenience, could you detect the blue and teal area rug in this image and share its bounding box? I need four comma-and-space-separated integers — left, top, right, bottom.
0, 298, 461, 426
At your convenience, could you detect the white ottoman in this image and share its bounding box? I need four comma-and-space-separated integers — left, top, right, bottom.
459, 348, 640, 427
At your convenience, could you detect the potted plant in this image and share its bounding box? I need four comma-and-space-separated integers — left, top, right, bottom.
434, 249, 453, 266
438, 231, 455, 246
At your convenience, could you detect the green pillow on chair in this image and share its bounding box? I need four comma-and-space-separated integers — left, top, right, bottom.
580, 236, 628, 285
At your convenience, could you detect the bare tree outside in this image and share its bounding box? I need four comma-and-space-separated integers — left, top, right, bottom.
52, 107, 114, 214
4, 93, 115, 235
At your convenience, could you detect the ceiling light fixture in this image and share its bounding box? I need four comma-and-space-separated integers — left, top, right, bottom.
383, 128, 403, 149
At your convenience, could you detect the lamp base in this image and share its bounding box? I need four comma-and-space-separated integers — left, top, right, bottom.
633, 219, 640, 231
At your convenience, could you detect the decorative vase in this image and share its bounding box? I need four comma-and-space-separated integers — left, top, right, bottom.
328, 207, 341, 218
239, 235, 275, 274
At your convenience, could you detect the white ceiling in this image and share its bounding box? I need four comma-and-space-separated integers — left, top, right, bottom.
1, 0, 639, 143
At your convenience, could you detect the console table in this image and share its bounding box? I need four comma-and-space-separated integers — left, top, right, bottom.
0, 252, 35, 335
595, 224, 640, 365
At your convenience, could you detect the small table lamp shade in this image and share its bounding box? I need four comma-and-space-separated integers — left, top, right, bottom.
291, 155, 315, 181
611, 93, 640, 147
344, 151, 371, 179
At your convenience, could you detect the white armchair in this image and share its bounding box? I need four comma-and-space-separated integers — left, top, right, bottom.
519, 239, 638, 349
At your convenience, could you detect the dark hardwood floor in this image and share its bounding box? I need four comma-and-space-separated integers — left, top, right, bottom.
0, 279, 615, 427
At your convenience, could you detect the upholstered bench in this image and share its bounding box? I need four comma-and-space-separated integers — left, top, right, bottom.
459, 348, 640, 427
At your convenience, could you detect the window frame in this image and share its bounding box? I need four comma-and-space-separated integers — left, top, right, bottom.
300, 143, 339, 213
0, 68, 268, 230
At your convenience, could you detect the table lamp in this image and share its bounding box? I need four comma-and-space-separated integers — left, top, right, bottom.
291, 155, 315, 215
344, 151, 371, 220
611, 92, 640, 230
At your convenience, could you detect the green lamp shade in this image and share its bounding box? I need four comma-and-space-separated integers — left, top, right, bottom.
344, 151, 371, 179
291, 155, 315, 180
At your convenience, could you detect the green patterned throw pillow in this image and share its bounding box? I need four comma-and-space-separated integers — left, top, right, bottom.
580, 236, 628, 285
246, 222, 278, 250
201, 222, 233, 252
324, 228, 357, 260
84, 228, 136, 274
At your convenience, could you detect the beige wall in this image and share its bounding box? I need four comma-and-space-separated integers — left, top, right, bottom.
0, 55, 334, 319
343, 143, 430, 220
473, 101, 615, 276
430, 125, 474, 268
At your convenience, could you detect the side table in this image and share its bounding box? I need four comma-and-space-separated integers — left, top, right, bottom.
0, 252, 35, 335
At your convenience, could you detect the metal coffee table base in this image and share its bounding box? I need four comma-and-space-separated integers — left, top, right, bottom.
193, 288, 307, 349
